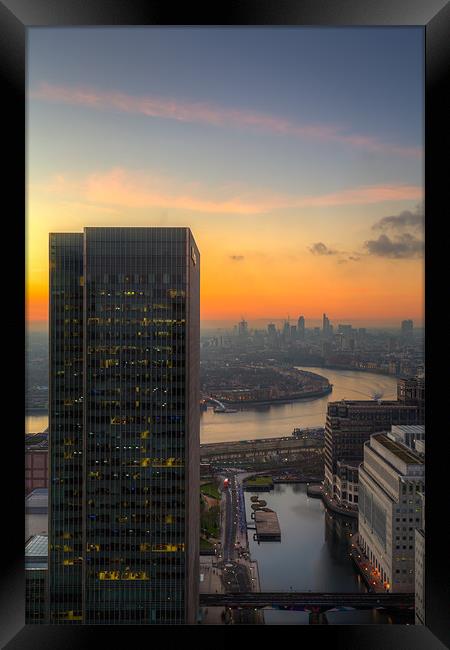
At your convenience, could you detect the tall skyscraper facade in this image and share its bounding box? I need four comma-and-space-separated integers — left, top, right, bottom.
297, 315, 305, 339
49, 227, 200, 625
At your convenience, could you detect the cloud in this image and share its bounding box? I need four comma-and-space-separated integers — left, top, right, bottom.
330, 252, 360, 264
31, 168, 423, 216
309, 242, 338, 256
365, 204, 424, 258
364, 233, 424, 258
31, 82, 422, 158
229, 255, 244, 261
372, 205, 424, 232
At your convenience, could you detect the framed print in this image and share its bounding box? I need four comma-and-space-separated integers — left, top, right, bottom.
1, 0, 449, 648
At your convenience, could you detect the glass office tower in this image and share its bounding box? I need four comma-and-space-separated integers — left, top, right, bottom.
49, 227, 200, 624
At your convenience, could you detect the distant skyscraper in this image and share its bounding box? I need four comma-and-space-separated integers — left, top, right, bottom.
401, 319, 413, 341
322, 313, 331, 338
238, 319, 248, 338
49, 227, 200, 625
267, 323, 277, 339
297, 316, 305, 340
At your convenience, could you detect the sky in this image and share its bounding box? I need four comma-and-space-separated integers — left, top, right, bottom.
27, 27, 424, 329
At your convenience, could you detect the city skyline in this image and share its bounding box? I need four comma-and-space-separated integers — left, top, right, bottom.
27, 27, 424, 328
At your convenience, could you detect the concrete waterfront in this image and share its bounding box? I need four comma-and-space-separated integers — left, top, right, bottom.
307, 482, 358, 518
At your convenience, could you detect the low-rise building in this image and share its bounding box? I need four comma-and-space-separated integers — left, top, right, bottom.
358, 433, 424, 593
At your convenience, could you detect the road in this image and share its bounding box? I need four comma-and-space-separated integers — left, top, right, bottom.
218, 470, 261, 623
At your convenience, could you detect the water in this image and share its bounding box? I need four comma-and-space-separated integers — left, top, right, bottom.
245, 484, 363, 593
200, 367, 397, 443
245, 484, 412, 625
25, 367, 398, 439
25, 414, 49, 434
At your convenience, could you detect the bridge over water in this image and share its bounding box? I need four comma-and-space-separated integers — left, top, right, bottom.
200, 592, 414, 612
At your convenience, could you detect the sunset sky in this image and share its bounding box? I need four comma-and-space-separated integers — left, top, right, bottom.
27, 27, 424, 329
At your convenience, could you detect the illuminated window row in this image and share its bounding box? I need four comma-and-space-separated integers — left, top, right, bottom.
87, 317, 185, 325
87, 471, 186, 483
108, 415, 184, 425
97, 571, 149, 580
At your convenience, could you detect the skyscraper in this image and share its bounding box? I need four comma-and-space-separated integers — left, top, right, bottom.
297, 316, 305, 340
49, 227, 200, 625
401, 319, 413, 342
238, 318, 248, 338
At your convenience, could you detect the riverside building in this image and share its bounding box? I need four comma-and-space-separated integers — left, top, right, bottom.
48, 227, 200, 625
358, 433, 424, 593
324, 387, 423, 506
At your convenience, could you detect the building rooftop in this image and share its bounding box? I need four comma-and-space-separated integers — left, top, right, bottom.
25, 433, 48, 449
372, 433, 424, 465
25, 534, 48, 558
25, 488, 48, 513
391, 425, 425, 435
25, 534, 48, 570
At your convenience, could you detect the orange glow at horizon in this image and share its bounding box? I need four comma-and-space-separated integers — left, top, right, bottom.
26, 233, 424, 327
26, 185, 424, 329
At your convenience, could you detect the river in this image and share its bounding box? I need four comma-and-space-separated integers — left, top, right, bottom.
25, 367, 399, 440
200, 367, 398, 443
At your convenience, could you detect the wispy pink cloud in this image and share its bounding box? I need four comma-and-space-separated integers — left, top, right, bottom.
30, 82, 422, 159
32, 167, 423, 215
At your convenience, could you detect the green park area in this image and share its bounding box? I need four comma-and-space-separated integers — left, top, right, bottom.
243, 475, 274, 488
200, 480, 221, 548
200, 482, 221, 500
200, 500, 220, 539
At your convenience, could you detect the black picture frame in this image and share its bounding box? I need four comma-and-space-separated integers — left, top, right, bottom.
2, 1, 449, 647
